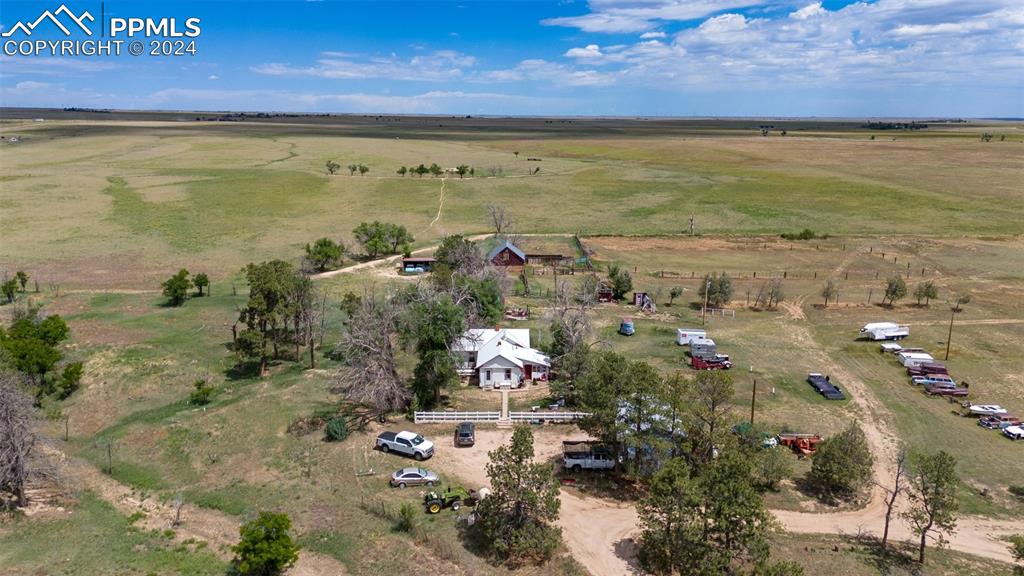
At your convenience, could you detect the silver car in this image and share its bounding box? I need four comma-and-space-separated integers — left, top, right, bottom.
390, 467, 439, 488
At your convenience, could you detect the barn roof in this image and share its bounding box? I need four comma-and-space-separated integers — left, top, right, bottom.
487, 240, 526, 262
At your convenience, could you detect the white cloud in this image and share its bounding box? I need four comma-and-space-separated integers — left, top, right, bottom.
640, 31, 666, 39
252, 50, 476, 82
542, 0, 767, 33
207, 75, 219, 80
565, 44, 604, 59
790, 2, 826, 21
479, 59, 616, 86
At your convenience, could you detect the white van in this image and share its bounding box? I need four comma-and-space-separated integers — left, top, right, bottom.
676, 328, 707, 346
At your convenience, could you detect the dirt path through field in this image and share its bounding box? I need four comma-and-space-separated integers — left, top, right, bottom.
62, 456, 349, 574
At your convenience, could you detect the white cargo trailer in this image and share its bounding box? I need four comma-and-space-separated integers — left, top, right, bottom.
897, 352, 935, 367
859, 322, 910, 341
690, 338, 718, 360
676, 328, 708, 346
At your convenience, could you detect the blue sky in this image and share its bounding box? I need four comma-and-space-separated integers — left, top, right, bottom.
1, 0, 1022, 116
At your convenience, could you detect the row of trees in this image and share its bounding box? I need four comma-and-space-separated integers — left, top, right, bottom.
325, 161, 369, 176
396, 163, 474, 178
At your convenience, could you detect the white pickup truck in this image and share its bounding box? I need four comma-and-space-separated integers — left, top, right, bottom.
376, 431, 435, 461
563, 442, 615, 472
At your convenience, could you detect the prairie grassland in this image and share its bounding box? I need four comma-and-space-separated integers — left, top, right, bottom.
1, 120, 1022, 290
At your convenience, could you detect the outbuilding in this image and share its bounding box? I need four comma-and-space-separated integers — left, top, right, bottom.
487, 240, 526, 267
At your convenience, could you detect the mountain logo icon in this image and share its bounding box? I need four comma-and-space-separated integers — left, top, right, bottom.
2, 4, 94, 37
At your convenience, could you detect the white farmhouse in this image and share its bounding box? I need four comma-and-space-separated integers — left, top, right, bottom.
454, 328, 550, 389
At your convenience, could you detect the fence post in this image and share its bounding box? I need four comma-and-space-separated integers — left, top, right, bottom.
845, 271, 849, 280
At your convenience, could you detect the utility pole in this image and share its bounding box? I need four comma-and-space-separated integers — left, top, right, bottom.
701, 279, 711, 326
945, 308, 956, 361
750, 367, 757, 425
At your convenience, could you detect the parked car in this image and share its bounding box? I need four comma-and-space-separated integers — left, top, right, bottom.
979, 414, 1022, 430
454, 422, 476, 447
1002, 425, 1024, 441
390, 467, 439, 488
807, 373, 845, 400
376, 431, 435, 460
968, 404, 1008, 417
912, 374, 956, 387
924, 384, 969, 397
907, 362, 947, 376
619, 318, 635, 336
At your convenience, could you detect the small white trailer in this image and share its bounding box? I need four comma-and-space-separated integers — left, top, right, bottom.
897, 352, 935, 367
676, 328, 708, 346
690, 338, 718, 359
859, 322, 910, 341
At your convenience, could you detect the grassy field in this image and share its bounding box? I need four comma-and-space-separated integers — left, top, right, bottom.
1, 114, 1022, 575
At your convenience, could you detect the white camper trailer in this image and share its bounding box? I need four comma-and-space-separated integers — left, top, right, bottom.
897, 352, 935, 368
676, 328, 708, 346
859, 322, 910, 341
690, 338, 718, 360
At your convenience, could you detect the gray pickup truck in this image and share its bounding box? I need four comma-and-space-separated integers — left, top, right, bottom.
376, 431, 435, 461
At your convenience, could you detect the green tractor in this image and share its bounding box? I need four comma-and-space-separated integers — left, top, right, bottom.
423, 486, 484, 514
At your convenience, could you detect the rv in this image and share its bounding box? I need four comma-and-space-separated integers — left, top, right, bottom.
859, 322, 910, 341
690, 338, 718, 360
676, 328, 707, 346
897, 352, 935, 368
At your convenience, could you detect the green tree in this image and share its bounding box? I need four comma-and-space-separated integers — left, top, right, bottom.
237, 260, 303, 375
404, 293, 464, 406
687, 370, 734, 470
1, 279, 17, 304
0, 314, 69, 386
15, 271, 29, 292
188, 379, 214, 405
396, 166, 407, 176
325, 160, 340, 175
434, 234, 484, 276
347, 163, 357, 175
884, 275, 907, 306
809, 423, 874, 502
193, 273, 210, 296
607, 264, 633, 301
429, 163, 443, 177
455, 164, 469, 178
699, 274, 733, 308
353, 221, 391, 258
55, 362, 83, 399
161, 269, 191, 307
619, 360, 667, 474
357, 164, 369, 175
575, 350, 631, 443
638, 451, 779, 575
231, 512, 300, 576
304, 238, 345, 271
903, 450, 959, 564
754, 447, 792, 491
384, 223, 414, 254
914, 281, 938, 306
472, 425, 561, 567
668, 286, 683, 306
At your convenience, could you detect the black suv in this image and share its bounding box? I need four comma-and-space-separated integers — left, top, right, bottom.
454, 422, 475, 447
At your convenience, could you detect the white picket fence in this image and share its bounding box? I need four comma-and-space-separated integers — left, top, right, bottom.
414, 411, 500, 424
509, 411, 590, 422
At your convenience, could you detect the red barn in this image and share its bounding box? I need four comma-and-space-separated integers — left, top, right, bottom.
487, 240, 526, 267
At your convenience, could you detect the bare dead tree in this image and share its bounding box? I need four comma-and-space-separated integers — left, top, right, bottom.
293, 281, 325, 369
0, 373, 57, 509
547, 279, 593, 383
332, 291, 407, 419
879, 448, 909, 550
488, 204, 513, 236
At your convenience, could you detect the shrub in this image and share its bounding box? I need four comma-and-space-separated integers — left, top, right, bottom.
188, 379, 214, 406
809, 424, 874, 502
324, 415, 349, 442
396, 502, 416, 533
756, 448, 794, 490
231, 512, 300, 576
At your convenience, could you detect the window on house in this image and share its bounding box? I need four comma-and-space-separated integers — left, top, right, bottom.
486, 370, 491, 380
505, 368, 512, 379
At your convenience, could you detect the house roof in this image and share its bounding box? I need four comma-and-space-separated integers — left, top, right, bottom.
487, 240, 526, 262
455, 328, 549, 369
